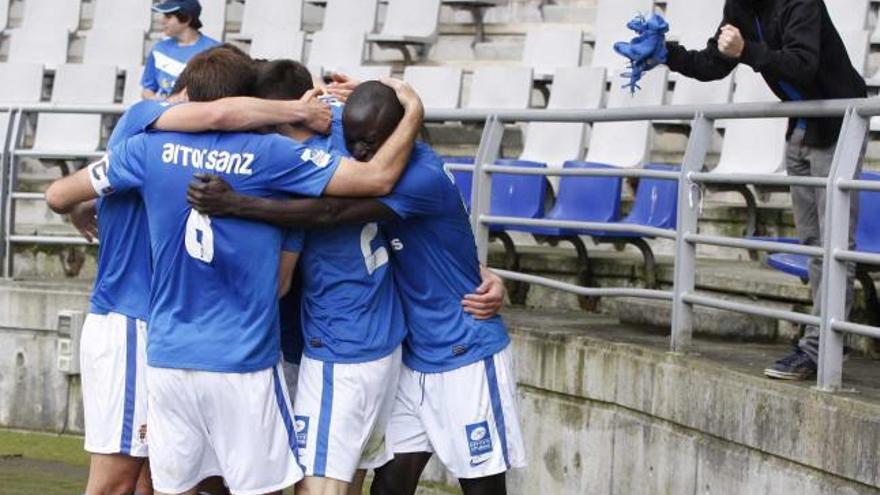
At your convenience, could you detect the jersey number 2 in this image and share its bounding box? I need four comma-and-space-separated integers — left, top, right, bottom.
185, 210, 214, 263
360, 223, 388, 275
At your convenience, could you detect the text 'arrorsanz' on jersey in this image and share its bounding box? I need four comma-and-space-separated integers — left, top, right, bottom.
161, 143, 255, 176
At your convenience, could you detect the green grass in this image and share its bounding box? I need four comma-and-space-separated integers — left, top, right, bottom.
0, 429, 89, 495
0, 429, 89, 467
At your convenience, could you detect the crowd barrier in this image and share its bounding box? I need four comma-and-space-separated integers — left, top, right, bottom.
0, 97, 878, 391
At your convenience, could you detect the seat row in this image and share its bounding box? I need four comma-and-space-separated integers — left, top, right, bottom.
0, 61, 789, 179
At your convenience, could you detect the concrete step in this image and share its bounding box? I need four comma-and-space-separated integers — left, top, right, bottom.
0, 279, 91, 330
488, 245, 878, 352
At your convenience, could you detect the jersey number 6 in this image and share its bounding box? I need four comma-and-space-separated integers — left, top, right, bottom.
185, 210, 215, 263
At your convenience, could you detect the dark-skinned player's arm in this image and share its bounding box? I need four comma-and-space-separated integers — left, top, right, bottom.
188, 176, 506, 319
153, 88, 332, 134
321, 77, 424, 197
187, 175, 396, 227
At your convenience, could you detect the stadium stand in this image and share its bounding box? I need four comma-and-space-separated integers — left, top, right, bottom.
585, 67, 667, 168
30, 64, 117, 155
826, 0, 870, 31
238, 0, 303, 38
590, 0, 655, 70
403, 66, 464, 109
318, 0, 378, 34
841, 29, 871, 76
83, 28, 145, 68
712, 67, 787, 176
7, 28, 69, 67
122, 66, 145, 106
366, 0, 442, 64
249, 29, 306, 60
664, 0, 723, 44
333, 65, 393, 81
21, 0, 81, 32
92, 0, 152, 32
199, 0, 228, 40
467, 66, 533, 109
521, 28, 584, 81
0, 0, 8, 32
767, 172, 880, 319
519, 67, 606, 176
0, 63, 44, 143
308, 31, 366, 74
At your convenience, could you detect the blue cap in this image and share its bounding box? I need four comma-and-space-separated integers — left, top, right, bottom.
152, 0, 202, 17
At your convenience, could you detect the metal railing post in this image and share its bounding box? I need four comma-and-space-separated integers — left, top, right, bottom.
0, 109, 14, 278
2, 108, 24, 279
471, 115, 504, 264
670, 113, 712, 352
817, 108, 867, 391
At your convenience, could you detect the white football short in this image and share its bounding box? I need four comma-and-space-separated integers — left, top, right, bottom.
146, 362, 303, 495
293, 346, 402, 482
387, 345, 527, 479
80, 312, 148, 458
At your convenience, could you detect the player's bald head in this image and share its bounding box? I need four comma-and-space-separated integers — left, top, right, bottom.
342, 81, 405, 161
171, 44, 256, 101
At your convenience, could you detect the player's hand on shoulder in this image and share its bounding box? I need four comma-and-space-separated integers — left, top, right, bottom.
380, 77, 423, 115
187, 173, 238, 216
69, 200, 98, 243
323, 71, 361, 103
462, 266, 506, 320
298, 88, 332, 135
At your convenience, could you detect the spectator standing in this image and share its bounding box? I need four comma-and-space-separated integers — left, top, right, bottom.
142, 0, 220, 100
662, 0, 867, 380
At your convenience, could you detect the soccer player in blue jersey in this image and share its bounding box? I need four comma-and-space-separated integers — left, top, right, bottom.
186, 81, 523, 495
142, 0, 220, 100
46, 69, 422, 492
57, 46, 331, 495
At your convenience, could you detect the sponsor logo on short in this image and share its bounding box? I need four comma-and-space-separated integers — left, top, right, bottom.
466, 421, 493, 459
294, 415, 309, 449
137, 424, 147, 443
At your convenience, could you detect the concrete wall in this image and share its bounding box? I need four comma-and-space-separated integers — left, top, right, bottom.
2, 307, 879, 494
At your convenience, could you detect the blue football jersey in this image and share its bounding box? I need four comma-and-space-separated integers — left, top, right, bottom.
142, 34, 220, 97
89, 100, 174, 321
379, 142, 510, 373
94, 130, 342, 372
280, 229, 305, 364
295, 117, 407, 364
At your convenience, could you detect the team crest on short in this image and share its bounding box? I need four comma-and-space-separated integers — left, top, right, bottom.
300, 149, 333, 168
294, 415, 310, 449
466, 421, 493, 465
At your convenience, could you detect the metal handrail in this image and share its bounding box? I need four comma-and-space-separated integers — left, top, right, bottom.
1, 99, 879, 393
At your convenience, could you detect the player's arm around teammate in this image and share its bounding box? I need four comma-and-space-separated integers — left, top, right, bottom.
185, 174, 507, 321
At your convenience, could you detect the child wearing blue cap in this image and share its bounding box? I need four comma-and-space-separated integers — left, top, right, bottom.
142, 0, 220, 100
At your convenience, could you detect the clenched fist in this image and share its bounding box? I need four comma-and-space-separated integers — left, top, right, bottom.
718, 24, 745, 59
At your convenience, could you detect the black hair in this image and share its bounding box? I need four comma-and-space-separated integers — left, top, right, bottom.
254, 59, 314, 100
166, 11, 203, 30
342, 81, 405, 160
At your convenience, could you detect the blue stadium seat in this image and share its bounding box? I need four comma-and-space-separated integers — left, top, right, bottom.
511, 161, 622, 237
489, 159, 547, 233
443, 156, 473, 211
766, 172, 880, 318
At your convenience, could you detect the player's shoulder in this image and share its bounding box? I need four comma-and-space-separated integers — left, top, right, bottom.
199, 34, 222, 48
409, 142, 446, 176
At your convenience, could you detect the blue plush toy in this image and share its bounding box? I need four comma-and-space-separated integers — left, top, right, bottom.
613, 13, 669, 94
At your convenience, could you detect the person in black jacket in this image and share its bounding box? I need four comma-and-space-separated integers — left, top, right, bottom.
664, 0, 867, 380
